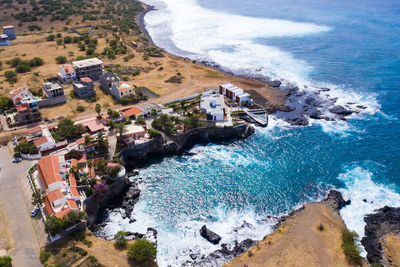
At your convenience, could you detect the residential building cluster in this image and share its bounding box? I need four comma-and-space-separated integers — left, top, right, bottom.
219, 83, 251, 105
99, 72, 136, 100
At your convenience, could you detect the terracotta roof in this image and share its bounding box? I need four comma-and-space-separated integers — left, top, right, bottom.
55, 207, 71, 218
44, 196, 54, 216
75, 118, 104, 133
117, 81, 134, 92
121, 106, 143, 117
47, 189, 64, 202
70, 187, 80, 198
78, 155, 87, 164
69, 174, 77, 187
37, 156, 63, 189
75, 137, 85, 145
3, 25, 14, 29
16, 104, 28, 112
67, 199, 79, 209
80, 77, 92, 83
28, 125, 42, 134
62, 64, 74, 74
33, 136, 49, 147
9, 88, 23, 98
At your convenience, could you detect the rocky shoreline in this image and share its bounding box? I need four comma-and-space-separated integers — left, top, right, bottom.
362, 206, 400, 266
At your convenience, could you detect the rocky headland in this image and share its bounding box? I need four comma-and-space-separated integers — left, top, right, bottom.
362, 206, 400, 266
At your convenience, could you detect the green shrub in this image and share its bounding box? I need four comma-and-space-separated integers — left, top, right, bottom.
371, 263, 383, 267
127, 239, 157, 265
114, 231, 128, 249
39, 249, 50, 264
55, 56, 67, 64
76, 105, 85, 112
0, 256, 12, 267
148, 128, 161, 139
69, 245, 88, 256
4, 70, 17, 83
341, 229, 362, 265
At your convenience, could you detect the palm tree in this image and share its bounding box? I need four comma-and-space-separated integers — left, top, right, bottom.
115, 123, 126, 141
32, 189, 45, 206
95, 103, 101, 117
84, 135, 93, 150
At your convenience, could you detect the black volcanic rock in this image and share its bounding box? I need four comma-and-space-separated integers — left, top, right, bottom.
361, 206, 400, 265
329, 105, 353, 116
268, 79, 282, 87
323, 190, 351, 212
200, 225, 221, 245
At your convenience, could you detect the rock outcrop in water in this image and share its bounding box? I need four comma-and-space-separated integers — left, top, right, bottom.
361, 206, 400, 265
200, 225, 221, 245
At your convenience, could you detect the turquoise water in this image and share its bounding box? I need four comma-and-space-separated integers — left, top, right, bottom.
101, 0, 400, 265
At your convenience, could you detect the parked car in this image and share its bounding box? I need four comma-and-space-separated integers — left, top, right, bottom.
30, 207, 40, 217
12, 158, 22, 163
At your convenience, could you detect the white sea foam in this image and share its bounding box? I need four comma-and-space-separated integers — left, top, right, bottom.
338, 166, 400, 255
104, 200, 278, 267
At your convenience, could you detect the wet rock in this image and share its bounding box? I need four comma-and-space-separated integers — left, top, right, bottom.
144, 227, 158, 246
268, 79, 282, 87
363, 199, 367, 203
310, 109, 322, 119
305, 96, 323, 107
357, 105, 367, 109
330, 97, 338, 103
189, 254, 197, 260
286, 115, 308, 126
329, 105, 353, 116
361, 206, 400, 265
200, 225, 221, 245
319, 87, 330, 92
322, 190, 351, 212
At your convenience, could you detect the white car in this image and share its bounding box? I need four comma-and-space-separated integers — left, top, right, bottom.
30, 207, 40, 217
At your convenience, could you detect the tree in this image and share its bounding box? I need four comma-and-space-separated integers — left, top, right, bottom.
183, 115, 201, 131
135, 117, 146, 126
57, 118, 85, 141
114, 231, 128, 249
55, 56, 67, 64
0, 97, 13, 110
15, 63, 31, 73
96, 132, 109, 155
32, 189, 44, 206
4, 70, 17, 83
46, 34, 55, 41
0, 256, 12, 267
95, 103, 101, 117
127, 239, 157, 265
14, 141, 38, 155
148, 128, 161, 139
76, 105, 85, 112
150, 108, 158, 117
84, 135, 93, 149
115, 123, 126, 141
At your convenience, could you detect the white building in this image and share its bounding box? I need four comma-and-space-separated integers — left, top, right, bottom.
110, 81, 135, 100
200, 94, 227, 121
235, 93, 251, 105
59, 64, 76, 83
27, 125, 67, 152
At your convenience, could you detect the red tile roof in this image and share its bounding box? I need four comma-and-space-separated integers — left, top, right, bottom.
68, 199, 79, 210
47, 189, 64, 203
44, 196, 54, 217
117, 81, 134, 92
80, 77, 92, 83
9, 88, 23, 98
121, 106, 143, 117
62, 64, 74, 74
69, 174, 77, 187
37, 156, 63, 189
55, 207, 71, 218
33, 136, 49, 147
75, 118, 104, 133
28, 125, 42, 134
70, 187, 80, 198
16, 104, 28, 112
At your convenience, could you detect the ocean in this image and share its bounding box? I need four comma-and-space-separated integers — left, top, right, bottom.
99, 0, 400, 266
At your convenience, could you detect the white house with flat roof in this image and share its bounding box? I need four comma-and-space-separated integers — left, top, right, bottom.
200, 94, 227, 121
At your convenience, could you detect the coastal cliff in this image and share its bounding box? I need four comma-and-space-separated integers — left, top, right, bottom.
222, 190, 358, 267
362, 206, 400, 266
119, 124, 255, 167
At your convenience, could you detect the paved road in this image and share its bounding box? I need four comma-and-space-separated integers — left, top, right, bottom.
0, 145, 41, 266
